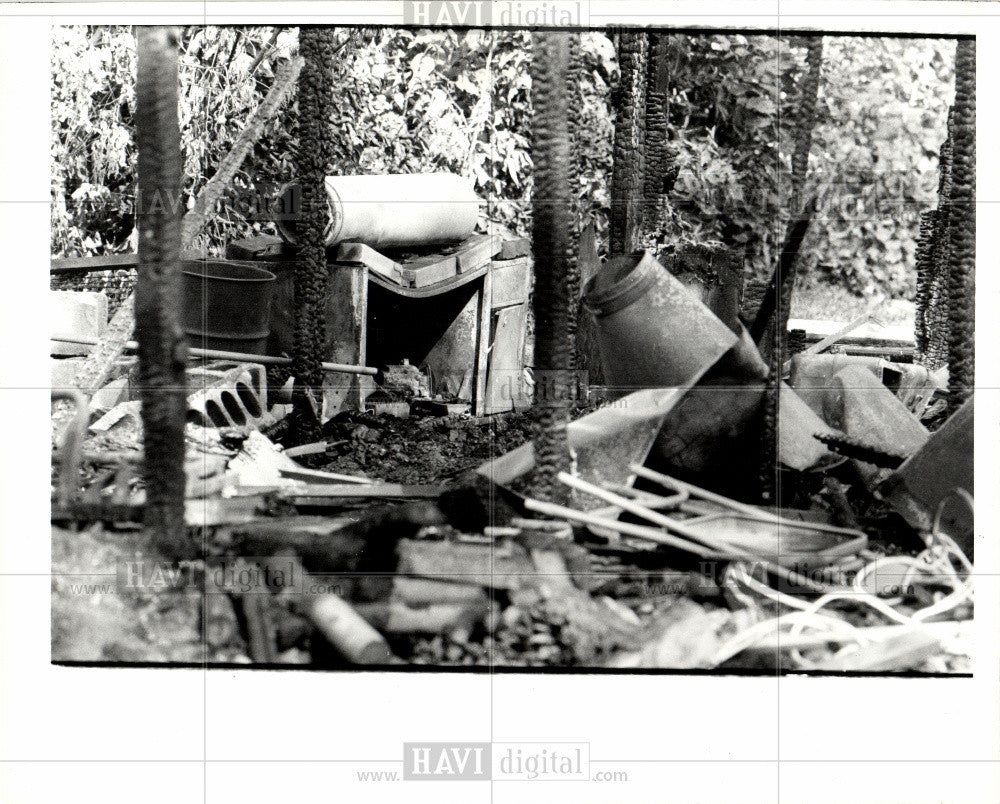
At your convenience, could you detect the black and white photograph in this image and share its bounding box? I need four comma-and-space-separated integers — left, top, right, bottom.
47, 21, 974, 672
1, 2, 997, 802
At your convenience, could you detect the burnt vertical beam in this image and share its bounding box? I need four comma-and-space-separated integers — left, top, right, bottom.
608, 31, 649, 257
529, 32, 575, 501
643, 32, 670, 223
759, 36, 823, 504
947, 39, 975, 412
565, 33, 583, 370
913, 209, 937, 363
291, 27, 337, 440
916, 109, 954, 370
789, 37, 823, 209
135, 27, 189, 557
928, 110, 955, 370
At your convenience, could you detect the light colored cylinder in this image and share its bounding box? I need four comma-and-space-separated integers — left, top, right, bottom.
308, 594, 393, 664
277, 173, 480, 249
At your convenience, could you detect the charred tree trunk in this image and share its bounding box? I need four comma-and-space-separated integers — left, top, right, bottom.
135, 27, 189, 557
915, 109, 954, 369
565, 33, 583, 370
643, 32, 670, 226
528, 32, 576, 502
608, 31, 649, 257
580, 31, 648, 386
290, 27, 337, 441
947, 39, 975, 412
759, 36, 823, 504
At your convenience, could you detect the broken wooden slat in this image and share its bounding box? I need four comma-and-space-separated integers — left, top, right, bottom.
490, 257, 531, 308
51, 293, 136, 447
50, 253, 139, 276
281, 440, 348, 459
485, 304, 529, 413
398, 253, 458, 288
335, 241, 403, 284
181, 56, 304, 246
456, 233, 502, 273
473, 268, 493, 416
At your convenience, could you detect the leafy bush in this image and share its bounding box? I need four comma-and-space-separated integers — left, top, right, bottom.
51, 27, 954, 301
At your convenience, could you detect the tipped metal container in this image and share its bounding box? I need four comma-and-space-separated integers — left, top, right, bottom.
581, 250, 737, 397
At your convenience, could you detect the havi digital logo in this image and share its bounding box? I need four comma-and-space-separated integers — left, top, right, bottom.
403, 742, 491, 781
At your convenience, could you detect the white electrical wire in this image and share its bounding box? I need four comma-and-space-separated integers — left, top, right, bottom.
713, 489, 974, 668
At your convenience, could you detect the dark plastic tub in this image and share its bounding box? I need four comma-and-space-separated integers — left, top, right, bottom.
182, 260, 276, 355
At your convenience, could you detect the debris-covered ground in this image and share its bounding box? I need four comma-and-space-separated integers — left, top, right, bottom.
52, 370, 974, 674
306, 409, 535, 485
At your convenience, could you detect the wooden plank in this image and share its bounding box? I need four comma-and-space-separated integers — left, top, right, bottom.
422, 288, 480, 400
474, 269, 493, 416
398, 253, 458, 288
335, 241, 403, 284
485, 303, 529, 414
455, 233, 502, 273
285, 483, 446, 501
498, 236, 531, 260
51, 254, 139, 276
490, 257, 531, 308
322, 262, 369, 418
368, 260, 488, 299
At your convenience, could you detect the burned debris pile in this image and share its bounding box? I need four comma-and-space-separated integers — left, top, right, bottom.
50, 31, 974, 673
50, 239, 974, 671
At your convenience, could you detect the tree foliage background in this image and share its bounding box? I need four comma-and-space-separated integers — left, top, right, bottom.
52, 26, 954, 300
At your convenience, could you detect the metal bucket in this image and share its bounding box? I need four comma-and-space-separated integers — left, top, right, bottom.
581, 250, 737, 396
182, 260, 276, 355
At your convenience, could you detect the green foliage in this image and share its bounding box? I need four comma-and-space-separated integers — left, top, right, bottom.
661, 33, 800, 267
656, 34, 953, 296
807, 36, 954, 296
51, 26, 137, 256
51, 27, 954, 300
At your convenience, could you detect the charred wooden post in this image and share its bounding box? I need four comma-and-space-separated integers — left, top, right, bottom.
135, 27, 189, 557
761, 36, 823, 359
565, 33, 583, 369
758, 36, 823, 503
916, 109, 954, 370
609, 31, 649, 257
528, 32, 576, 501
789, 37, 824, 209
643, 32, 670, 222
290, 27, 337, 441
947, 39, 975, 412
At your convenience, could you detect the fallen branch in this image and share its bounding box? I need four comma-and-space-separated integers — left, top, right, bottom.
181, 56, 304, 247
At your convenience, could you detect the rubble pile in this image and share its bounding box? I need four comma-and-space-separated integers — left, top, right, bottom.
50, 246, 974, 673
